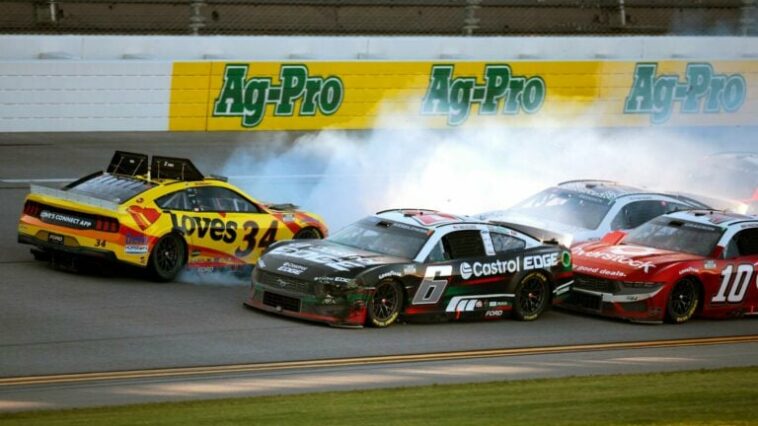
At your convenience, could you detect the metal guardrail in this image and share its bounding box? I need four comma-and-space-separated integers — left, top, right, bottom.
0, 0, 755, 36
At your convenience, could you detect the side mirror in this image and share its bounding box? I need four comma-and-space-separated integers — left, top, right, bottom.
711, 245, 725, 259
601, 230, 627, 245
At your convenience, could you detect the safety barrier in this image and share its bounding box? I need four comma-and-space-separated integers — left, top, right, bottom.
1, 36, 756, 132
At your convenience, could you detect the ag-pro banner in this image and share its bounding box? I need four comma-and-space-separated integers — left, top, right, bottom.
169, 60, 757, 131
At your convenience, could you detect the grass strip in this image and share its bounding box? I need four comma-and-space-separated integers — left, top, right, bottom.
2, 366, 757, 425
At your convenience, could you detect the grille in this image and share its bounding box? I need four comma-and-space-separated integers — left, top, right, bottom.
574, 274, 618, 293
566, 291, 602, 311
258, 270, 312, 294
622, 300, 648, 312
263, 291, 301, 312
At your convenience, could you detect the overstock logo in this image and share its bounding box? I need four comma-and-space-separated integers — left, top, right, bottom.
213, 64, 344, 128
624, 63, 746, 124
421, 64, 546, 126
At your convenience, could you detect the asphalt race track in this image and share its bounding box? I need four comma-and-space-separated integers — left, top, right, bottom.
1, 133, 757, 411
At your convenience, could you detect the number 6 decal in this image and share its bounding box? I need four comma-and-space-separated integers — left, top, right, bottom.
412, 265, 452, 305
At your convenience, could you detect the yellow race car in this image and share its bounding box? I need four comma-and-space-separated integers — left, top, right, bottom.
18, 151, 328, 281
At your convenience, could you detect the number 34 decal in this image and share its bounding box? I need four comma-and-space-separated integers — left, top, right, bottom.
712, 264, 757, 304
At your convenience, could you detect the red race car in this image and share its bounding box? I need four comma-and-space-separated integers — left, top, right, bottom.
556, 210, 758, 323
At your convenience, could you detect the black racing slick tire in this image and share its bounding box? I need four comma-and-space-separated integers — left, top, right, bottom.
665, 278, 700, 324
147, 233, 185, 282
367, 280, 403, 328
293, 228, 322, 239
513, 272, 551, 321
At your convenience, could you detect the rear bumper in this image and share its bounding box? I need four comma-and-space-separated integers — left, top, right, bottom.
18, 232, 118, 263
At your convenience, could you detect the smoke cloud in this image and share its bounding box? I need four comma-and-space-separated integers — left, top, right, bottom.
220, 114, 755, 232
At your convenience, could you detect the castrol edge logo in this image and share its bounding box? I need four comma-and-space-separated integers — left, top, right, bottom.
460, 253, 559, 280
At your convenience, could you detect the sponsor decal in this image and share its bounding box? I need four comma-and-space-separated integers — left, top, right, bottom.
485, 310, 504, 317
422, 64, 546, 126
170, 213, 238, 243
169, 213, 278, 258
125, 232, 149, 254
403, 265, 417, 275
679, 266, 699, 276
213, 64, 344, 128
524, 252, 559, 270
277, 262, 308, 275
315, 276, 352, 284
445, 294, 514, 313
127, 206, 161, 231
459, 253, 559, 280
47, 233, 64, 244
561, 251, 572, 269
624, 63, 746, 124
575, 245, 657, 273
574, 264, 627, 278
704, 260, 718, 270
40, 210, 94, 229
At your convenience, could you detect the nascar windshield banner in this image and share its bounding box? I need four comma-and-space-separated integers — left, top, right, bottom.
169, 60, 757, 131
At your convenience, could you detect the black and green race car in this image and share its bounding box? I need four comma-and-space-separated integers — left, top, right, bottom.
245, 209, 573, 328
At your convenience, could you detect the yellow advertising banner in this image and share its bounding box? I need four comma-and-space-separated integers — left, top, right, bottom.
169, 60, 758, 131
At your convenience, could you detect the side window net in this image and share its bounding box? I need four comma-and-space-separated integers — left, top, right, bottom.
443, 231, 485, 259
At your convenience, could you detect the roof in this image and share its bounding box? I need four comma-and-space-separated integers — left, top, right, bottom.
665, 209, 758, 228
375, 209, 476, 229
556, 180, 652, 201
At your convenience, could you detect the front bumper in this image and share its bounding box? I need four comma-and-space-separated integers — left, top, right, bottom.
553, 276, 666, 323
244, 269, 369, 327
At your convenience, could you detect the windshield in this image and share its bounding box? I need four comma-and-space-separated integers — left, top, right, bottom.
329, 217, 429, 259
508, 188, 613, 230
623, 217, 723, 257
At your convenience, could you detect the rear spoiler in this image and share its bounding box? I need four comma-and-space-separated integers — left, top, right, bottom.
490, 220, 572, 247
266, 203, 299, 212
107, 151, 204, 181
30, 184, 119, 211
669, 191, 748, 214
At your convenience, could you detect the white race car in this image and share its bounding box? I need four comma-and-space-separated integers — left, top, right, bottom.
479, 180, 709, 246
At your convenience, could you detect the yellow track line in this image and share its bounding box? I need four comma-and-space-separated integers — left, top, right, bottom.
2, 335, 756, 387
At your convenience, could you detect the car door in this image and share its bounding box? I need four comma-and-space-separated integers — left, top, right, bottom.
414, 228, 525, 319
182, 186, 281, 266
708, 227, 758, 316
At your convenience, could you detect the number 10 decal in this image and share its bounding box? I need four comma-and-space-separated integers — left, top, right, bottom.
712, 264, 755, 304
412, 265, 452, 305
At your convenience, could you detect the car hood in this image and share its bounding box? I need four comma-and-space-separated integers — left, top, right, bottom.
572, 241, 705, 279
258, 240, 407, 281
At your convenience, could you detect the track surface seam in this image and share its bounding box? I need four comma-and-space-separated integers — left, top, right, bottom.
2, 335, 756, 387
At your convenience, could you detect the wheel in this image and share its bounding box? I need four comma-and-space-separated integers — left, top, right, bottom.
513, 272, 550, 321
367, 280, 403, 328
147, 233, 185, 282
293, 227, 322, 239
665, 278, 699, 324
